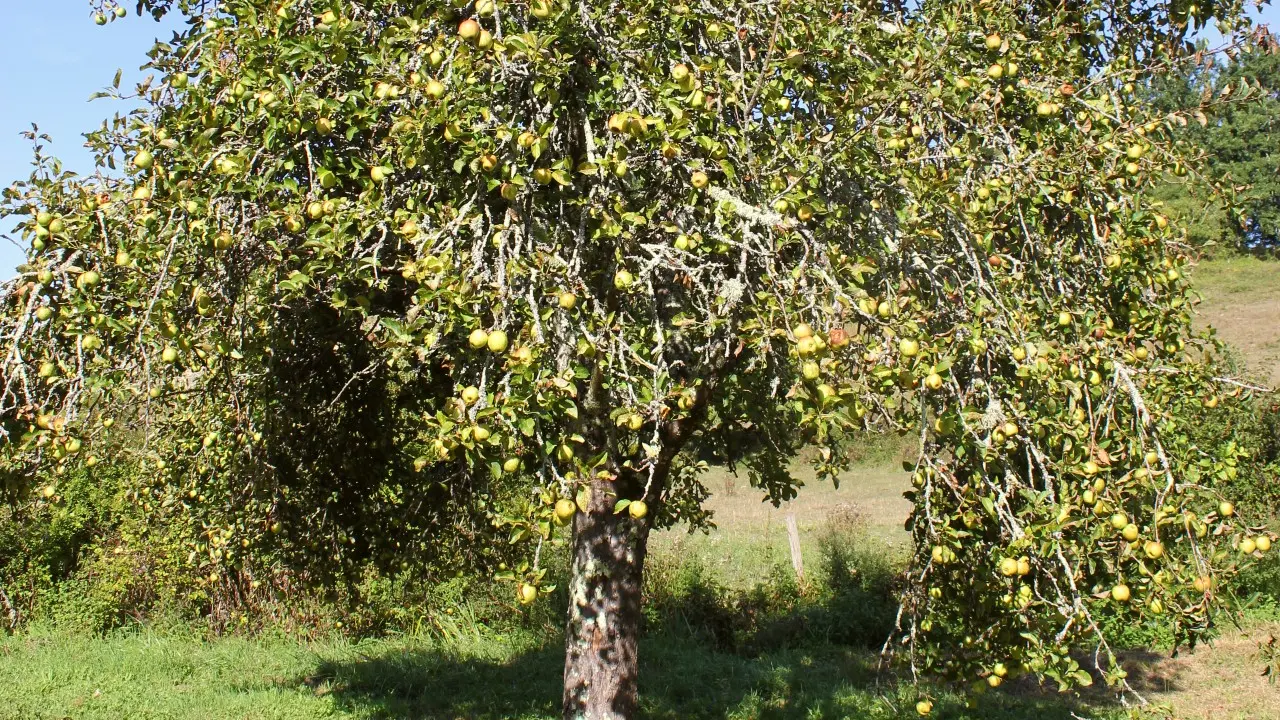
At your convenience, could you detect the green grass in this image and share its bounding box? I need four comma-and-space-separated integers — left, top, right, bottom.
652, 438, 916, 589
0, 626, 1132, 720
1192, 254, 1280, 300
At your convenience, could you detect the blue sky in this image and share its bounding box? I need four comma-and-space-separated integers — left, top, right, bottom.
0, 4, 184, 278
0, 4, 1276, 279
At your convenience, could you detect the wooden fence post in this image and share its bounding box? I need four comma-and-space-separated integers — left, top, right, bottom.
785, 513, 804, 584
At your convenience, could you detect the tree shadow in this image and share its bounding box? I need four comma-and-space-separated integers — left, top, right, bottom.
280, 634, 1157, 719
994, 647, 1188, 711
275, 534, 1190, 719
1116, 647, 1188, 697
292, 641, 564, 719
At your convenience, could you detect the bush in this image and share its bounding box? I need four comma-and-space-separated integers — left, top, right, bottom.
0, 463, 156, 632
643, 550, 741, 650
811, 504, 901, 645
1081, 365, 1279, 649
1186, 350, 1280, 521
1199, 376, 1279, 608
742, 504, 899, 652
1093, 604, 1177, 651
0, 459, 557, 639
1237, 552, 1280, 606
1214, 397, 1280, 521
35, 531, 194, 634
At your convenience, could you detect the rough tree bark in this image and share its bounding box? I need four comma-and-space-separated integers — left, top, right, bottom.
0, 581, 17, 630
561, 468, 655, 720
561, 354, 724, 719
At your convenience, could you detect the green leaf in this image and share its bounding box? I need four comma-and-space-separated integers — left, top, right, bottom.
980, 496, 996, 517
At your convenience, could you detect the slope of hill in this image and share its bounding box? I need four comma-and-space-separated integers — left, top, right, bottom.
1194, 255, 1280, 387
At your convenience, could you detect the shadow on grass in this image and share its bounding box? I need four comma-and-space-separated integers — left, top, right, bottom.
281, 532, 1190, 719
286, 633, 1155, 720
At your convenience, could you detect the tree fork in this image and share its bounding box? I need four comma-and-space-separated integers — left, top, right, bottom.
562, 372, 716, 719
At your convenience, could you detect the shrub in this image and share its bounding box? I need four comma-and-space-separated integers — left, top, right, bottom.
643, 549, 740, 651
0, 458, 554, 638
0, 463, 136, 631
811, 504, 900, 645
1093, 605, 1177, 651
641, 504, 903, 656
1236, 552, 1280, 607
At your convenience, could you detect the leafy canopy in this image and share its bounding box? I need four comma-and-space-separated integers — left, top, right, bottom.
1, 0, 1273, 692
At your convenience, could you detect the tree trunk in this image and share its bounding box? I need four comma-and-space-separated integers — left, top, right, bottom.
561, 471, 653, 720
0, 581, 17, 631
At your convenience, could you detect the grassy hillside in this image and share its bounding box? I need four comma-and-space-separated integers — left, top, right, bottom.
1193, 255, 1280, 386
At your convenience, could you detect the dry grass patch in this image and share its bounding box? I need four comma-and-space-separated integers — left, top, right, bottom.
1134, 620, 1280, 720
1193, 256, 1280, 386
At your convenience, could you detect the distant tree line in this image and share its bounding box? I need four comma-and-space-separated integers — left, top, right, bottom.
1151, 33, 1280, 252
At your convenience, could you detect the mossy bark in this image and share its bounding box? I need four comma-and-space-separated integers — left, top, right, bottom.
561, 359, 717, 719
561, 470, 654, 720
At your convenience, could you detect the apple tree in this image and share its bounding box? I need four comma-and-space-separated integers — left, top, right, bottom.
1, 0, 1274, 717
